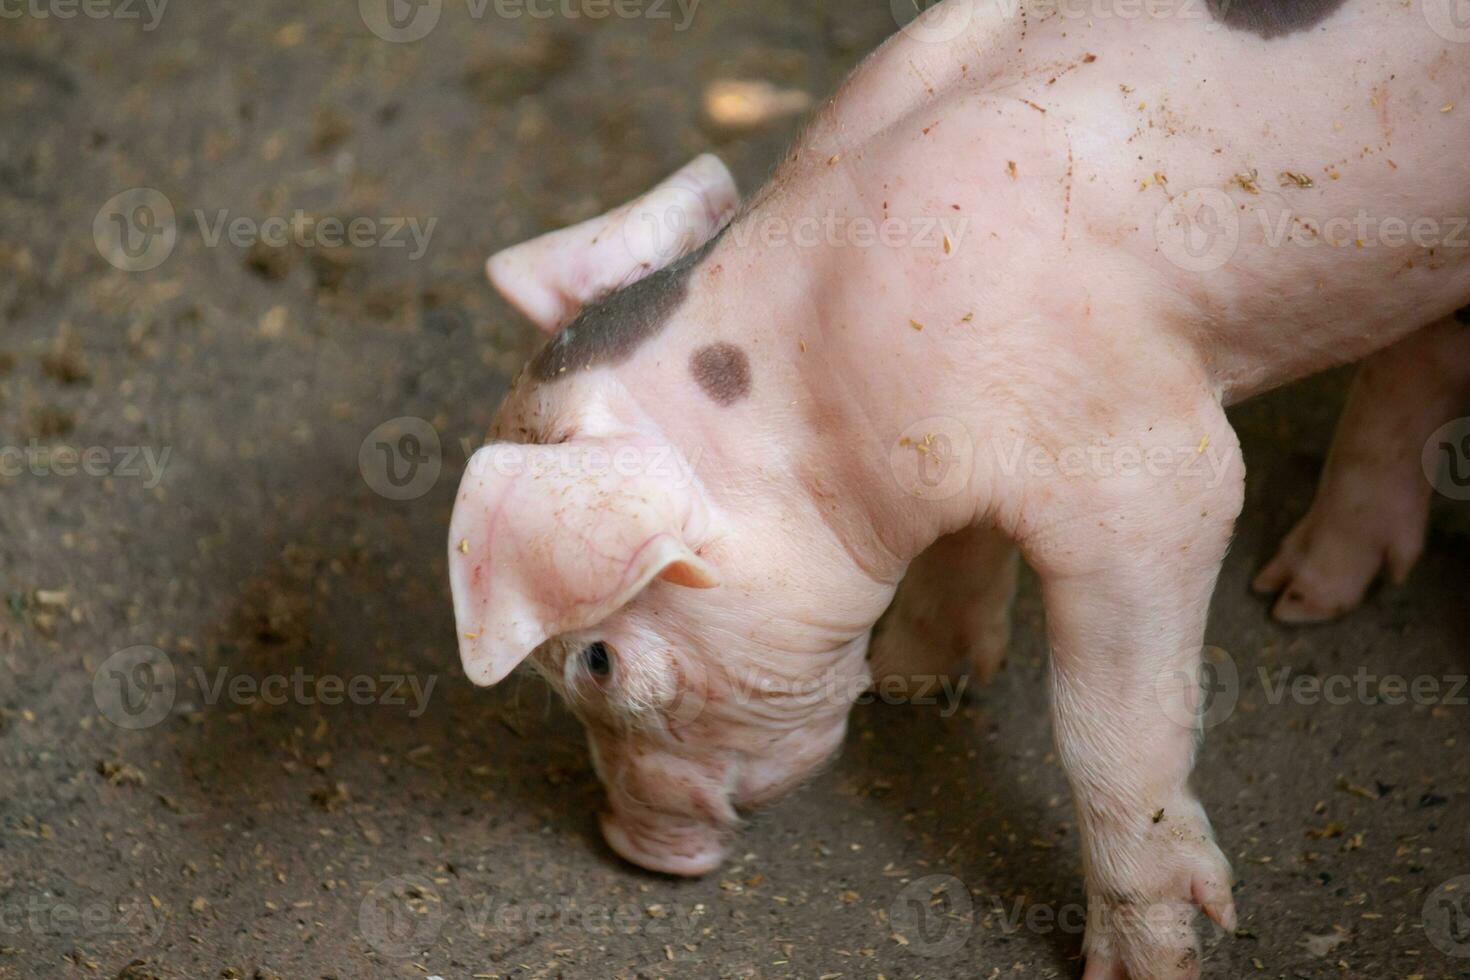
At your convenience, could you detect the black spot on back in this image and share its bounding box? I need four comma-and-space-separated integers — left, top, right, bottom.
689, 342, 751, 406
1208, 0, 1350, 38
1455, 304, 1470, 326
530, 232, 722, 382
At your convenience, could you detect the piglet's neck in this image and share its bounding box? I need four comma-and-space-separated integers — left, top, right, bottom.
635, 222, 987, 590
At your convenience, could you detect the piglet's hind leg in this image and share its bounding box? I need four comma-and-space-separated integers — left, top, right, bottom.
1254, 315, 1470, 623
867, 524, 1018, 702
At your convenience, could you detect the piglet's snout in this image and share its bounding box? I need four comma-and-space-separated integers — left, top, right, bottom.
599, 801, 731, 877
591, 744, 738, 877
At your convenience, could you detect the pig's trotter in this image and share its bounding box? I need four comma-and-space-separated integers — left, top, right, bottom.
1025, 402, 1244, 980
1253, 316, 1470, 623
1071, 798, 1235, 980
867, 525, 1018, 698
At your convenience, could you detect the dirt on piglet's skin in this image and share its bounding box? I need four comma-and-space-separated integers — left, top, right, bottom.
1, 3, 1468, 980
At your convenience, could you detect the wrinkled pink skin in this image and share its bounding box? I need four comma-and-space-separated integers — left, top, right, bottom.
454, 3, 1470, 976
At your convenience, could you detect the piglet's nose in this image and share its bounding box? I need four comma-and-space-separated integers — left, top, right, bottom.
599, 806, 730, 877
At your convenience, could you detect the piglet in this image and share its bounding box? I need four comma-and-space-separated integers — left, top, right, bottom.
450, 3, 1470, 976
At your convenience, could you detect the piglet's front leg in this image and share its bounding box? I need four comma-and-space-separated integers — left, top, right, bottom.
1023, 404, 1244, 980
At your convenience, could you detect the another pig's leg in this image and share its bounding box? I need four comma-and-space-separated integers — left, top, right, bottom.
867, 525, 1018, 697
1253, 316, 1470, 623
1025, 406, 1243, 980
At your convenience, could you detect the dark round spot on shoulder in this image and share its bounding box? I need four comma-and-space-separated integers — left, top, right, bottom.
1207, 0, 1348, 38
690, 342, 751, 406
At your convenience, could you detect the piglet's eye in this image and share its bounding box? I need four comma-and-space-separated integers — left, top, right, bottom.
581, 641, 612, 678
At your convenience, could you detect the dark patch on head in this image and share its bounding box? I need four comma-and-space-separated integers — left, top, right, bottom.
1208, 0, 1349, 37
530, 231, 723, 382
689, 342, 751, 406
1455, 304, 1470, 326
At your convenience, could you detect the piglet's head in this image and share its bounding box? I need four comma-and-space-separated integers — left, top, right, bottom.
448, 154, 868, 876
454, 151, 741, 687
447, 434, 769, 877
448, 438, 718, 687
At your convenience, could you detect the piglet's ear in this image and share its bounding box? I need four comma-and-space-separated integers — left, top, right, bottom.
448, 440, 719, 687
486, 153, 739, 333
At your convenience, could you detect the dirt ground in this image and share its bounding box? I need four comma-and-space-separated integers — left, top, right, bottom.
1, 3, 1468, 978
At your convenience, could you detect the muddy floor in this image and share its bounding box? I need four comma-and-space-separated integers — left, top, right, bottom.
2, 3, 1468, 979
